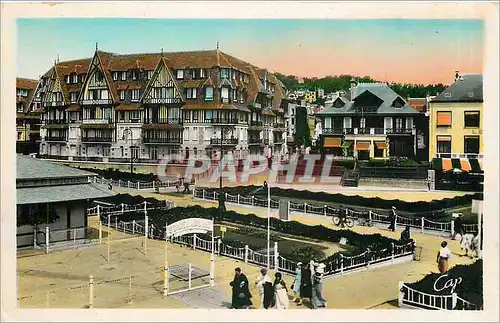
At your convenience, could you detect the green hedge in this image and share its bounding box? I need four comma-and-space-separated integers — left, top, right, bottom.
406, 260, 483, 309
101, 193, 166, 207
78, 167, 157, 183
200, 185, 482, 213
113, 204, 406, 264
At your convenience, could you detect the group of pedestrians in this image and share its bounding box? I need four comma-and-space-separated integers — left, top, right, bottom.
230, 261, 328, 310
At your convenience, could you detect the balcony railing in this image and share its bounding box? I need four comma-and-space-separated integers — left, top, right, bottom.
386, 128, 413, 135
250, 120, 263, 127
82, 118, 113, 124
144, 118, 182, 124
44, 136, 67, 142
42, 101, 65, 107
81, 99, 114, 105
210, 138, 238, 146
248, 138, 262, 144
323, 128, 344, 135
44, 119, 67, 125
273, 123, 286, 128
435, 153, 483, 160
143, 137, 182, 144
263, 139, 270, 145
210, 118, 238, 125
357, 128, 371, 135
81, 136, 113, 143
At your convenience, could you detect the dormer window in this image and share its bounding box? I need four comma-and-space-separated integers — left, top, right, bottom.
147, 70, 153, 80
113, 71, 118, 81
72, 74, 78, 83
444, 93, 452, 98
392, 97, 405, 109
121, 72, 126, 81
79, 74, 85, 83
70, 92, 77, 103
132, 70, 139, 81
177, 69, 184, 79
220, 68, 229, 79
205, 86, 214, 101
66, 75, 71, 84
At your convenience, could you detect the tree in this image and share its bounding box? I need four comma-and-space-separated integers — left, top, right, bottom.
295, 106, 312, 147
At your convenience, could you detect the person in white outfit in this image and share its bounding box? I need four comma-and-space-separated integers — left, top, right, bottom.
273, 272, 289, 309
255, 268, 273, 308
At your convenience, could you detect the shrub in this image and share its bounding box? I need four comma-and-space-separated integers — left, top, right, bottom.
406, 260, 483, 309
199, 186, 480, 213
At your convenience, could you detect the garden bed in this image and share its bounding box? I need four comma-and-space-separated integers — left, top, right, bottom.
405, 260, 483, 309
197, 185, 482, 215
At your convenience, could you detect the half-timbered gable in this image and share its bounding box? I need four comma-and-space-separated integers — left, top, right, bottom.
141, 57, 184, 105
78, 53, 114, 106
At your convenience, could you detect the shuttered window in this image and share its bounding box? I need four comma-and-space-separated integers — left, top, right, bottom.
436, 111, 452, 126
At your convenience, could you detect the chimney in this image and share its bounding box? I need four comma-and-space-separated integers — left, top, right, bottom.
455, 70, 460, 81
350, 78, 357, 101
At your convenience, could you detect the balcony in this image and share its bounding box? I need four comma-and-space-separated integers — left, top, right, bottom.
210, 118, 238, 125
210, 138, 238, 146
82, 118, 113, 124
81, 136, 113, 143
44, 119, 67, 125
323, 128, 344, 135
42, 101, 65, 107
250, 120, 263, 127
263, 138, 270, 145
142, 137, 182, 144
386, 128, 413, 135
81, 99, 114, 106
248, 138, 263, 145
357, 128, 371, 135
144, 118, 182, 124
273, 123, 286, 129
44, 135, 67, 142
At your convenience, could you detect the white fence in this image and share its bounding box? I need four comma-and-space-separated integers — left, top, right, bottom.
96, 212, 414, 278
88, 176, 194, 192
193, 188, 479, 237
87, 200, 175, 217
398, 282, 480, 310
34, 226, 100, 253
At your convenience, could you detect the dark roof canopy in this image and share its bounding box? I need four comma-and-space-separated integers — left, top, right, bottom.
432, 74, 483, 102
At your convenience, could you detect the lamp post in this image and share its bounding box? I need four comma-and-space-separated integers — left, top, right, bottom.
218, 127, 227, 211
123, 128, 133, 174
262, 181, 271, 269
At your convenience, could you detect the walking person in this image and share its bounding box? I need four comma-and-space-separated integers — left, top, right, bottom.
291, 262, 302, 303
298, 262, 312, 306
311, 263, 327, 309
273, 272, 289, 309
388, 206, 397, 232
436, 241, 452, 274
255, 268, 273, 309
230, 267, 252, 309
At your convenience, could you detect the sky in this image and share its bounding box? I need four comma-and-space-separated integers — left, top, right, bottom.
17, 19, 484, 85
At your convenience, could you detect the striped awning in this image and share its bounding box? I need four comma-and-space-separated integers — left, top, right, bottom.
355, 142, 370, 151
374, 141, 387, 150
433, 158, 483, 173
324, 137, 341, 148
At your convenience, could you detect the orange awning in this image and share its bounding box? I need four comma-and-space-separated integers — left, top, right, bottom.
460, 159, 472, 172
355, 142, 370, 151
437, 136, 451, 142
442, 158, 452, 171
375, 141, 387, 149
324, 137, 341, 148
437, 112, 452, 126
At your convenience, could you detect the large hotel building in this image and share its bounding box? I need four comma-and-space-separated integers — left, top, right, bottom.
30, 48, 289, 162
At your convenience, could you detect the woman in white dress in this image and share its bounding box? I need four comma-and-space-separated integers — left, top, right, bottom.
273, 272, 289, 309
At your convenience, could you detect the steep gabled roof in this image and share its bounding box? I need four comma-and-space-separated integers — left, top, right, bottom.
317, 82, 419, 116
431, 74, 483, 103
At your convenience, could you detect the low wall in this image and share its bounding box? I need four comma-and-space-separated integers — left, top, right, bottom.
359, 178, 428, 189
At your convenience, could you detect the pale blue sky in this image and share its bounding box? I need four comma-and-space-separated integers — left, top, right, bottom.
17, 19, 484, 83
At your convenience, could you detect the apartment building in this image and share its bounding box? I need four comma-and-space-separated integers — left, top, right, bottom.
31, 48, 288, 162
316, 79, 421, 160
16, 78, 41, 154
428, 73, 483, 162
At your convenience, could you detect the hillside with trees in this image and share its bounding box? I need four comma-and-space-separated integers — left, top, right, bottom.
274, 73, 447, 100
